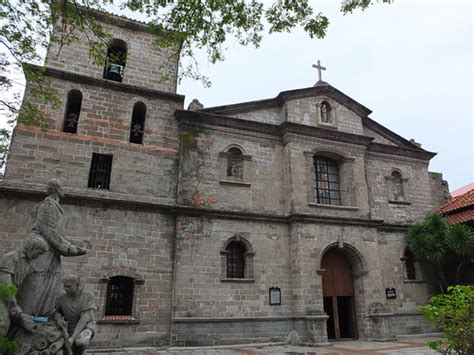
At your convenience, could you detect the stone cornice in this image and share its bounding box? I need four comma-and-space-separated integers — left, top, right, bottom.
201, 84, 372, 118
176, 109, 374, 147
367, 142, 436, 160
0, 184, 413, 230
175, 109, 280, 137
26, 64, 185, 104
280, 122, 374, 147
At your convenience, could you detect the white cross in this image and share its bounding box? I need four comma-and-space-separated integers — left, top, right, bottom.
312, 60, 326, 82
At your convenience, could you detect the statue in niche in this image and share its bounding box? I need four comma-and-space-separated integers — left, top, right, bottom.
320, 102, 331, 123
0, 178, 91, 354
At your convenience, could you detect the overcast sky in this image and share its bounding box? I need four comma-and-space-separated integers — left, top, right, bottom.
178, 0, 473, 192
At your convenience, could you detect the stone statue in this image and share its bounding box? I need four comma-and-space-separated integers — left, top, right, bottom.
0, 237, 49, 335
0, 178, 92, 353
54, 275, 96, 355
24, 178, 89, 317
320, 102, 330, 123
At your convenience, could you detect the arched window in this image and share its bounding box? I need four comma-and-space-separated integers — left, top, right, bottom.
226, 241, 246, 278
392, 171, 404, 201
314, 156, 341, 205
227, 147, 243, 179
105, 276, 134, 316
320, 101, 332, 123
103, 39, 127, 82
403, 248, 417, 280
62, 89, 82, 133
129, 102, 146, 144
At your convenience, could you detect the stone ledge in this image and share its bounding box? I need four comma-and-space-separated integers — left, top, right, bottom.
307, 203, 359, 211
172, 315, 324, 323
220, 278, 255, 283
219, 180, 251, 187
97, 315, 140, 324
389, 200, 411, 206
26, 64, 184, 103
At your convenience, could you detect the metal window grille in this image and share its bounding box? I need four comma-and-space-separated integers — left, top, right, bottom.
314, 157, 341, 205
226, 241, 246, 278
105, 276, 134, 316
88, 153, 113, 189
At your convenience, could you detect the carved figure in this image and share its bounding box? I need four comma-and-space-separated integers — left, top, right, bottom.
0, 237, 48, 335
320, 102, 330, 123
54, 275, 96, 355
24, 178, 89, 317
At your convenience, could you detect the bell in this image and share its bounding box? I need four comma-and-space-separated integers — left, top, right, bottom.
107, 63, 123, 77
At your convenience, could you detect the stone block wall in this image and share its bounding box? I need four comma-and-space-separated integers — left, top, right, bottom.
177, 127, 287, 214
45, 16, 180, 93
173, 216, 292, 318
366, 153, 437, 223
6, 73, 183, 200
285, 97, 364, 135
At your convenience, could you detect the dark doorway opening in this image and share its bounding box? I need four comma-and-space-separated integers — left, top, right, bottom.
321, 248, 357, 340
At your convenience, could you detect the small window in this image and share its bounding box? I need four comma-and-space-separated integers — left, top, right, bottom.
404, 248, 416, 280
314, 156, 341, 205
105, 276, 134, 316
227, 147, 243, 179
103, 39, 127, 82
320, 101, 332, 123
62, 90, 82, 133
392, 171, 404, 201
88, 153, 113, 189
129, 102, 146, 144
226, 241, 246, 278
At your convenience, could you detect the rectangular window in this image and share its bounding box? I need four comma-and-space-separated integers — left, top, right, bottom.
88, 153, 113, 189
314, 157, 341, 205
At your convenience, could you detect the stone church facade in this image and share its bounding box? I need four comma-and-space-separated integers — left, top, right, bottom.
0, 12, 449, 348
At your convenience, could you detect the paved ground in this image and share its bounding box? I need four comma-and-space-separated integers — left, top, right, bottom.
90, 337, 438, 354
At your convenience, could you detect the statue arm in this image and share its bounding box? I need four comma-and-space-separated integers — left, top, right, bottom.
36, 202, 86, 256
70, 308, 94, 341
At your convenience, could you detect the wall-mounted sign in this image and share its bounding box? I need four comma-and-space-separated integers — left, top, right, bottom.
269, 287, 281, 306
385, 287, 397, 299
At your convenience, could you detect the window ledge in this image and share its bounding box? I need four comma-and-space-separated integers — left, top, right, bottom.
317, 122, 337, 130
220, 278, 255, 283
98, 315, 139, 324
403, 279, 425, 284
308, 203, 358, 211
219, 180, 251, 187
389, 200, 411, 206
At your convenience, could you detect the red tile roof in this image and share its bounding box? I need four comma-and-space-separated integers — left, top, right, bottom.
451, 183, 474, 198
438, 188, 474, 214
437, 185, 474, 225
446, 209, 474, 225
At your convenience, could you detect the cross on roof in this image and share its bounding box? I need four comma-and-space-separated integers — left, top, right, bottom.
312, 60, 326, 82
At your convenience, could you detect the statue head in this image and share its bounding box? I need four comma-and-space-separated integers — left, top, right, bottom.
23, 237, 48, 260
46, 178, 64, 199
63, 274, 81, 297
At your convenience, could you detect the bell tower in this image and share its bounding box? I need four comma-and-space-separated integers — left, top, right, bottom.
4, 10, 184, 201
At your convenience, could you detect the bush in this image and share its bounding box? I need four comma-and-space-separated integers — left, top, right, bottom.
419, 285, 474, 354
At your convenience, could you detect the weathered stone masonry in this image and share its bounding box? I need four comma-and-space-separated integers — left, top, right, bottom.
0, 11, 449, 348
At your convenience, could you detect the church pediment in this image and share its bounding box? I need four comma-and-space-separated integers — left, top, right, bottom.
202, 81, 371, 119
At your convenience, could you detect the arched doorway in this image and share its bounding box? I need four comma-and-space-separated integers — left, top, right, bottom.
321, 248, 357, 340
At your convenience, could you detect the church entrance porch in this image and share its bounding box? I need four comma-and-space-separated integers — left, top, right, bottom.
321, 248, 357, 340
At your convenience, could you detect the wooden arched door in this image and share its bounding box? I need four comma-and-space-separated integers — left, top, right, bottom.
321, 248, 357, 340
